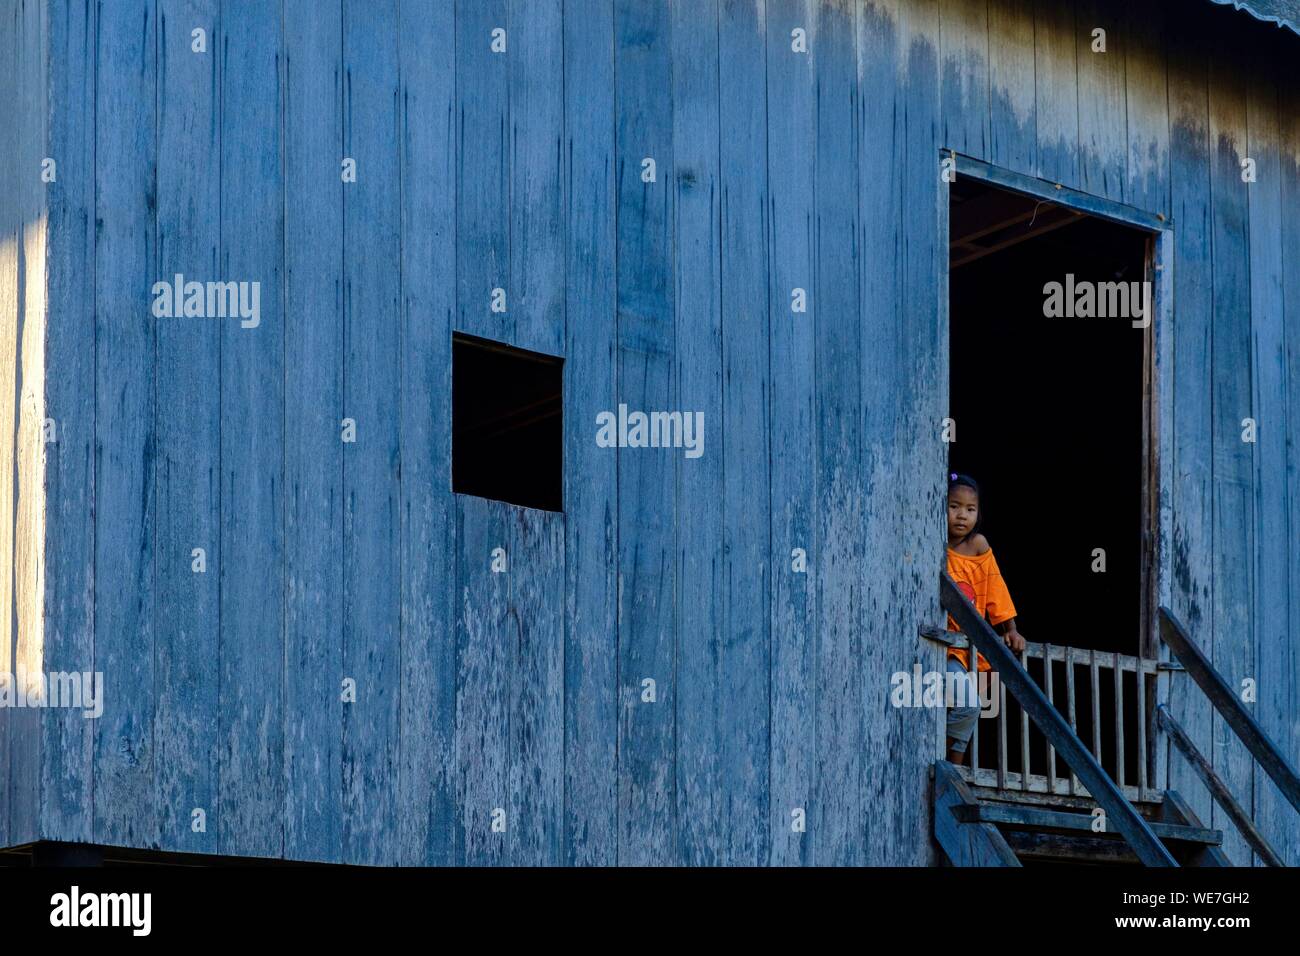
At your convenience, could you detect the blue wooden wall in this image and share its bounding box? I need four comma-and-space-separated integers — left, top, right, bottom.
3, 0, 1298, 865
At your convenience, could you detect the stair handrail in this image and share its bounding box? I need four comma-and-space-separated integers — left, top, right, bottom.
1157, 606, 1300, 817
1155, 703, 1285, 866
940, 571, 1177, 866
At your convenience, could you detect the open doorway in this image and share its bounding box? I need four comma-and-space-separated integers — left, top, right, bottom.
948, 172, 1158, 791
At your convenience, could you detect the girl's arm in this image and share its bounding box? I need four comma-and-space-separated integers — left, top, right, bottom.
993, 617, 1027, 652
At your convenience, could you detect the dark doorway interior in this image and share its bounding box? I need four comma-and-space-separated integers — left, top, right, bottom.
452, 332, 563, 512
949, 179, 1155, 787
948, 178, 1151, 656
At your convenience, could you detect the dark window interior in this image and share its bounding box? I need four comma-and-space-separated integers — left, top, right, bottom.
949, 179, 1153, 786
452, 332, 563, 512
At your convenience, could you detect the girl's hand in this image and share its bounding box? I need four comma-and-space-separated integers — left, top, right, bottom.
1004, 628, 1026, 653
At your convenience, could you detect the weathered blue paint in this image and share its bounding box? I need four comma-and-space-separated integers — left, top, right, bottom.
765, 0, 817, 867
1, 0, 1298, 867
396, 0, 458, 867
613, 0, 676, 865
560, 0, 618, 867
282, 0, 345, 864
92, 0, 158, 851
154, 0, 220, 856
1208, 38, 1256, 865
1165, 4, 1218, 851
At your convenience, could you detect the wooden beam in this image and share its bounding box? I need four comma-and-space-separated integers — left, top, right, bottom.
950, 206, 1083, 268
933, 761, 1021, 866
953, 801, 1221, 845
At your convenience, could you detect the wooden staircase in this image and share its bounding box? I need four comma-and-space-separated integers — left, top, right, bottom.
934, 760, 1230, 866
933, 571, 1300, 868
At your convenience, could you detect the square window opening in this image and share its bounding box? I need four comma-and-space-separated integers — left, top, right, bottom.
452, 332, 563, 512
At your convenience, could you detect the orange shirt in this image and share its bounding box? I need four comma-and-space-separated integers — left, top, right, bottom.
946, 545, 1017, 673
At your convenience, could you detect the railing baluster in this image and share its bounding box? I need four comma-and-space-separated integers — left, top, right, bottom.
1019, 647, 1030, 791
1114, 655, 1125, 789
968, 638, 980, 774
1137, 652, 1148, 796
1066, 645, 1078, 796
1045, 642, 1056, 794
998, 664, 1007, 791
1090, 648, 1102, 775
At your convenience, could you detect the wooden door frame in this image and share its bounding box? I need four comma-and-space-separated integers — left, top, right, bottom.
938, 152, 1175, 794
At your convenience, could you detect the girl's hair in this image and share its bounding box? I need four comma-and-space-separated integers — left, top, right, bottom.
947, 472, 981, 543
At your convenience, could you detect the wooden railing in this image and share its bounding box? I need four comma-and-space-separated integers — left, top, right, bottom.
951, 639, 1162, 805
940, 571, 1177, 866
1156, 606, 1300, 866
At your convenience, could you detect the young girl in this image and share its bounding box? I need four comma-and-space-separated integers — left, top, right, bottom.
945, 473, 1026, 765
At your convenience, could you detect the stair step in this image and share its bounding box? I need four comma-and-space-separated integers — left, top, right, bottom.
952, 802, 1223, 845
1002, 830, 1143, 865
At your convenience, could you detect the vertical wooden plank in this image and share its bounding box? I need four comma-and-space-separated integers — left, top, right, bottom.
1033, 0, 1078, 186
283, 0, 344, 864
1246, 40, 1293, 865
456, 496, 511, 865
0, 0, 18, 848
504, 0, 565, 866
456, 0, 509, 344
613, 0, 676, 865
507, 0, 563, 357
890, 0, 944, 864
562, 0, 618, 867
1075, 0, 1127, 202
1152, 223, 1174, 795
1165, 1, 1216, 837
396, 0, 459, 866
938, 0, 990, 159
8, 0, 49, 847
341, 0, 401, 865
42, 0, 98, 846
508, 508, 565, 865
861, 0, 945, 862
671, 0, 723, 866
1207, 17, 1254, 865
1123, 0, 1169, 215
153, 0, 220, 855
218, 0, 285, 858
94, 0, 158, 849
812, 0, 863, 866
987, 0, 1036, 176
766, 0, 817, 868
1278, 50, 1300, 868
719, 0, 771, 866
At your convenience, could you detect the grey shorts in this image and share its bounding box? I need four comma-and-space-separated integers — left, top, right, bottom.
945, 657, 981, 752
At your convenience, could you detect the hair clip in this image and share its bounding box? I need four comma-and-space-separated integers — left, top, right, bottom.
949, 472, 957, 481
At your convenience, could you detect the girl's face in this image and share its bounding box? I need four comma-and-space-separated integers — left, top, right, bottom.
947, 485, 979, 541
